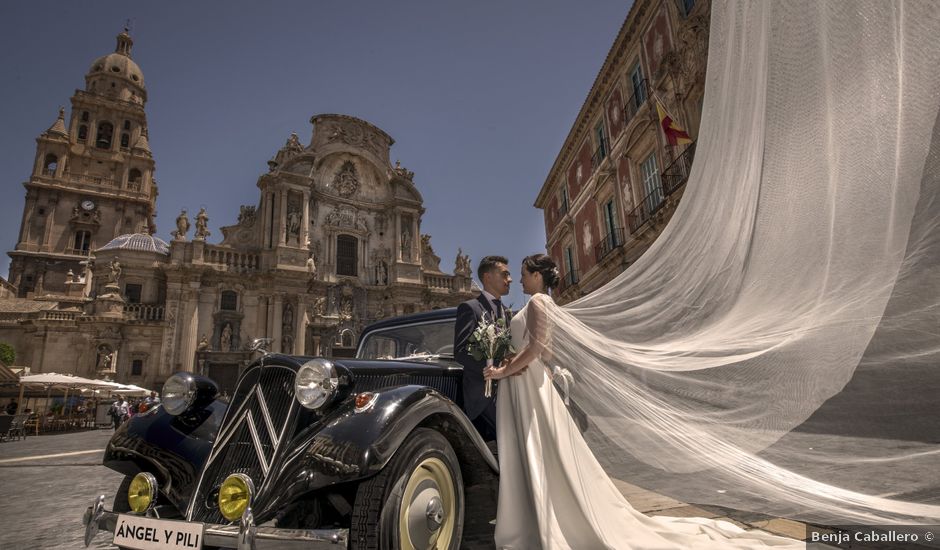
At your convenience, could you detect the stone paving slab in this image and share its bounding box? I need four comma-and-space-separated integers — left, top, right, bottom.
0, 429, 811, 549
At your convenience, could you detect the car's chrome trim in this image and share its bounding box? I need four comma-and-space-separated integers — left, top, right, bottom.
84, 498, 349, 549
186, 364, 297, 521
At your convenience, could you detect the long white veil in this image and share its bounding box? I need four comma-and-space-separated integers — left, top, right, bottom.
541, 0, 940, 524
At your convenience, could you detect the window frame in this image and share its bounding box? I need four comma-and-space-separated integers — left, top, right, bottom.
336, 234, 359, 277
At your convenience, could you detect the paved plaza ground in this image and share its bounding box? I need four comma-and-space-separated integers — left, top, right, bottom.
0, 428, 817, 550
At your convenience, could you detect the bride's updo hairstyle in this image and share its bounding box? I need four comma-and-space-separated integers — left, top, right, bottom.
522, 254, 560, 291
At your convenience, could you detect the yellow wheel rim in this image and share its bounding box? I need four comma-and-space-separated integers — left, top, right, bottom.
397, 457, 456, 550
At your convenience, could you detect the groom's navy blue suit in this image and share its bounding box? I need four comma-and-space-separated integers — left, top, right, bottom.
455, 293, 511, 441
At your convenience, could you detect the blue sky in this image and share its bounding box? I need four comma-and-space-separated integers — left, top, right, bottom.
0, 0, 632, 307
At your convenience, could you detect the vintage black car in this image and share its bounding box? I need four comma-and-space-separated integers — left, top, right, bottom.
82, 307, 501, 550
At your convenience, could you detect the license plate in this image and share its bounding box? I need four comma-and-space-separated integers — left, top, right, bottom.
113, 514, 204, 550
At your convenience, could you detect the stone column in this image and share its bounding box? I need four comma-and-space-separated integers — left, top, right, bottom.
279, 191, 288, 246
41, 197, 58, 251
313, 335, 321, 357
395, 212, 402, 262
18, 195, 36, 246
302, 190, 310, 246
294, 302, 307, 356
272, 294, 283, 353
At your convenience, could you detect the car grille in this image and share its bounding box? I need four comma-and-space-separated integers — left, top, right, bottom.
354, 374, 460, 403
187, 364, 297, 524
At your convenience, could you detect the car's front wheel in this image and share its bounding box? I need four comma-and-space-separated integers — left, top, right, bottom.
351, 427, 464, 550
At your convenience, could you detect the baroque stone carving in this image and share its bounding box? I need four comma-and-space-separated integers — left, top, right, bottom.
172, 209, 189, 241
238, 205, 257, 227
392, 160, 414, 181
332, 161, 360, 198
421, 234, 442, 272
287, 199, 302, 240
455, 248, 471, 276
220, 322, 233, 351
324, 120, 388, 160
194, 207, 210, 240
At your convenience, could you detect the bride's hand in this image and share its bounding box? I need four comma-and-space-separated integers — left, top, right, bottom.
484, 364, 508, 381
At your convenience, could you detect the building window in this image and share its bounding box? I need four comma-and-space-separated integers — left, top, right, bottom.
123, 120, 131, 130
558, 183, 569, 215
131, 359, 143, 376
682, 0, 696, 16
74, 231, 92, 254
124, 283, 142, 304
43, 154, 58, 175
220, 290, 238, 311
336, 235, 358, 277
592, 121, 608, 167
630, 64, 647, 109
78, 125, 88, 141
81, 111, 89, 122
120, 133, 130, 148
564, 246, 578, 286
604, 199, 618, 238
129, 169, 142, 186
342, 330, 355, 348
96, 122, 113, 149
641, 152, 662, 209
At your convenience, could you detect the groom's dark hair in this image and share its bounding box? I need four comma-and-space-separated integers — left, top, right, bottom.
477, 255, 509, 281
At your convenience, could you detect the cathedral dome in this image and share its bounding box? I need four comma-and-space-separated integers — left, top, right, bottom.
86, 31, 145, 89
98, 233, 169, 255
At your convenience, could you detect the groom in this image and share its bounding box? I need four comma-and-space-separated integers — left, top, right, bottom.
454, 255, 513, 442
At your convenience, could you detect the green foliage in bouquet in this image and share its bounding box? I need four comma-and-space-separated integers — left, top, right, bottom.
465, 314, 515, 364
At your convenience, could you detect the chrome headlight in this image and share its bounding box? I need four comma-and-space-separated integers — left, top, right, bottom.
162, 372, 218, 416
295, 359, 338, 409
162, 373, 195, 415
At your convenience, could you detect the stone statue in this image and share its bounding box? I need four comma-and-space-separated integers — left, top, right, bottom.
97, 347, 113, 371
197, 334, 210, 351
220, 323, 233, 352
401, 227, 412, 259
306, 253, 317, 278
287, 208, 301, 238
108, 258, 122, 284
194, 207, 210, 240
455, 248, 472, 276
283, 304, 293, 329
173, 209, 190, 241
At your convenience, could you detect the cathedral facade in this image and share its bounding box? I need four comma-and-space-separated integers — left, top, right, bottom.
0, 31, 475, 392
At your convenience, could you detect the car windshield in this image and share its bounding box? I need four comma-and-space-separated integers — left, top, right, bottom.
357, 319, 456, 360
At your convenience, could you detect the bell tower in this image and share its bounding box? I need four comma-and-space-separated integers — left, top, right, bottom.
8, 30, 158, 298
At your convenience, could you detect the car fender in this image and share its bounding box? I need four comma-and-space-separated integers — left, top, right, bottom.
259, 385, 496, 515
103, 400, 227, 514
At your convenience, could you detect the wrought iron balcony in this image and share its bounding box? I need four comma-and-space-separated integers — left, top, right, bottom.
627, 189, 666, 234
661, 141, 697, 196
623, 78, 650, 126
626, 142, 696, 234
595, 227, 625, 263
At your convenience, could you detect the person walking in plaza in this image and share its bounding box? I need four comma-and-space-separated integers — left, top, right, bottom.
109, 396, 129, 429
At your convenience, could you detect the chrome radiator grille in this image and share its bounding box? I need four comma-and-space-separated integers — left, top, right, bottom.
187, 365, 297, 523
354, 374, 460, 402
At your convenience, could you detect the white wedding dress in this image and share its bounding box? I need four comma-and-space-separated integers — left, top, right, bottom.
494, 293, 803, 549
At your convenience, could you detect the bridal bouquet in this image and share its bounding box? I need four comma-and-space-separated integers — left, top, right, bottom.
465, 313, 515, 397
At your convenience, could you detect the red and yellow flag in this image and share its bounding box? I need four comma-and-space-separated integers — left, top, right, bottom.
656, 100, 692, 146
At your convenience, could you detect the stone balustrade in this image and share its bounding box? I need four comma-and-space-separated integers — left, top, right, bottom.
123, 303, 165, 321
203, 245, 260, 272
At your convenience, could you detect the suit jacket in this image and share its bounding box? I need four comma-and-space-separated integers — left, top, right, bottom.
454, 294, 511, 421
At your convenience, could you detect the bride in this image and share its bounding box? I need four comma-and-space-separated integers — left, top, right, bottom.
484, 254, 802, 550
